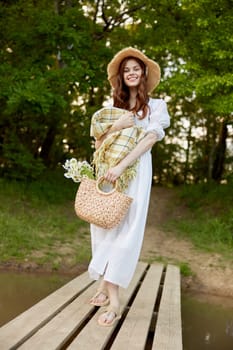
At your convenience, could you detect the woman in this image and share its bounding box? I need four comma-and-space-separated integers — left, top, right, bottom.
88, 47, 170, 326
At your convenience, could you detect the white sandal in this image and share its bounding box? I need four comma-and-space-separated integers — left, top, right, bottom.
97, 306, 121, 327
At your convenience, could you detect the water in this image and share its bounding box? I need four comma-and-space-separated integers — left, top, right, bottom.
182, 292, 233, 350
0, 271, 73, 327
0, 272, 233, 350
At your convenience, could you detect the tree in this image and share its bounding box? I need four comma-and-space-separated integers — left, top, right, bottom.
0, 0, 232, 183
0, 0, 145, 179
133, 0, 233, 183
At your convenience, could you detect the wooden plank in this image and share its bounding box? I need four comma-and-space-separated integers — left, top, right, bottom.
152, 265, 183, 350
111, 263, 164, 350
0, 271, 92, 350
67, 262, 148, 350
0, 262, 182, 350
18, 282, 99, 350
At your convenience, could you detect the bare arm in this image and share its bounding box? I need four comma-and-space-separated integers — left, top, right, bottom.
104, 132, 157, 183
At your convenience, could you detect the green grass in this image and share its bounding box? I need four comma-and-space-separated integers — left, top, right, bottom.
144, 255, 194, 277
179, 261, 194, 277
0, 170, 91, 270
166, 181, 233, 258
1, 172, 233, 272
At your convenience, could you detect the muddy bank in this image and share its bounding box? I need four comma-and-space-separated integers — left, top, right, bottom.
0, 260, 88, 277
1, 255, 233, 300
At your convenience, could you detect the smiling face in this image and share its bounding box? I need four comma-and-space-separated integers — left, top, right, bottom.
122, 58, 144, 89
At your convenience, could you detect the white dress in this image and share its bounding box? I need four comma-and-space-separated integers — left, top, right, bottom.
88, 98, 170, 288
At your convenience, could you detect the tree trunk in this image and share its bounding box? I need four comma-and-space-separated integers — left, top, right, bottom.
184, 123, 192, 183
39, 126, 57, 166
211, 119, 228, 182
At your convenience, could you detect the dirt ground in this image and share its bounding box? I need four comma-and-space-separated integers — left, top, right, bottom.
1, 186, 232, 300
140, 186, 233, 298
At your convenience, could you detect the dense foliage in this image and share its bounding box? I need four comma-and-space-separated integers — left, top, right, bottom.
0, 0, 232, 183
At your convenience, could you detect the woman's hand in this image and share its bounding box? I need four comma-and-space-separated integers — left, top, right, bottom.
113, 112, 135, 131
95, 112, 135, 150
104, 164, 125, 183
95, 139, 103, 149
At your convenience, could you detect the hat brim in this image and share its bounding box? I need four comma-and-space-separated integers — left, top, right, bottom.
107, 47, 160, 93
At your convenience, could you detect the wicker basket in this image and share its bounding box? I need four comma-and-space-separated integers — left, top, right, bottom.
74, 177, 133, 229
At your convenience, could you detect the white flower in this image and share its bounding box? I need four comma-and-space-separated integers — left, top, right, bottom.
63, 158, 94, 183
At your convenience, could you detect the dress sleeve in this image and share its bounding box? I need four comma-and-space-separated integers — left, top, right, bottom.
146, 99, 170, 141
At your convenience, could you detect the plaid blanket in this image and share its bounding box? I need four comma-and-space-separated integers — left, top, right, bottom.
91, 107, 146, 191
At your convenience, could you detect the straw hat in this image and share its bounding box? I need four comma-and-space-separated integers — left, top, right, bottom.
107, 47, 161, 93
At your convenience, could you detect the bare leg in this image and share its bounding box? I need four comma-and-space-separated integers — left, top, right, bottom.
90, 279, 109, 306
106, 282, 120, 309
98, 281, 121, 326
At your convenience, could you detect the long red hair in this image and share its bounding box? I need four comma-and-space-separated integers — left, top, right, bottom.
112, 57, 149, 119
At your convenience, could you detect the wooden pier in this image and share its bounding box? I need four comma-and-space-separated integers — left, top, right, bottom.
0, 262, 182, 349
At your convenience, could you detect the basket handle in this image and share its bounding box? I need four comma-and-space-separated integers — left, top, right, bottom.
96, 176, 117, 195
